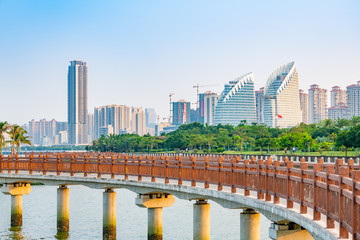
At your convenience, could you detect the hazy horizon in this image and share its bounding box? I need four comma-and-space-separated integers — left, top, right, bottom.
1, 0, 359, 125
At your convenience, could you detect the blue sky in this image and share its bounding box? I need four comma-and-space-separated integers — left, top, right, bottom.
1, 0, 359, 124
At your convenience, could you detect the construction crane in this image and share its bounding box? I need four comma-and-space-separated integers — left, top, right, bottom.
169, 93, 174, 124
192, 84, 218, 110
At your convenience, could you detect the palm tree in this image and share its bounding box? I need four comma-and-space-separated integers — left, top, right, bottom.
0, 121, 11, 154
14, 128, 31, 154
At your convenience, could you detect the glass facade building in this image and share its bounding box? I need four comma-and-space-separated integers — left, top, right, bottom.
262, 62, 301, 128
214, 73, 256, 125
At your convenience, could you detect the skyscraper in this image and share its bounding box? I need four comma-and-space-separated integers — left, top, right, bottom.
299, 89, 308, 123
262, 62, 301, 128
214, 73, 256, 125
68, 60, 88, 145
347, 81, 360, 118
308, 84, 327, 124
131, 107, 146, 136
145, 108, 157, 129
255, 87, 264, 124
172, 100, 191, 125
330, 86, 347, 108
203, 91, 218, 125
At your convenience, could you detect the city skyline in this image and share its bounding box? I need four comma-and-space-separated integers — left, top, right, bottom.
1, 1, 359, 125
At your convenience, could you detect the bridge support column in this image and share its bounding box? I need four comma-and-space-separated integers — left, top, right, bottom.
135, 193, 175, 240
269, 222, 314, 240
240, 208, 260, 240
103, 189, 116, 240
1, 182, 31, 227
193, 199, 210, 240
57, 185, 69, 232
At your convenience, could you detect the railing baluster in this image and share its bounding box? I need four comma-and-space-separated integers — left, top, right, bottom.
339, 166, 349, 238
352, 170, 360, 240
138, 156, 142, 181
178, 157, 182, 185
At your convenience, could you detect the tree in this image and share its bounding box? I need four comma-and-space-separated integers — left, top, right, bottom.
0, 121, 10, 154
8, 125, 31, 155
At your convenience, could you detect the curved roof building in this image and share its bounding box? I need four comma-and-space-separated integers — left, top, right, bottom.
214, 73, 256, 125
262, 62, 301, 128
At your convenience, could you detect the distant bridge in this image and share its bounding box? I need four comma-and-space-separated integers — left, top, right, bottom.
0, 153, 359, 240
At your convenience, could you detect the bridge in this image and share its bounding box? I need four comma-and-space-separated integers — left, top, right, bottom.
0, 153, 359, 240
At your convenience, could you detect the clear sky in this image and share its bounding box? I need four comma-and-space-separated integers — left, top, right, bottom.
1, 0, 359, 125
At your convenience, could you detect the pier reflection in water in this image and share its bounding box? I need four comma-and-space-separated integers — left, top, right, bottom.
0, 185, 271, 239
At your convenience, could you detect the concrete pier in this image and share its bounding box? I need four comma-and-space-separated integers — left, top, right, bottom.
148, 207, 163, 240
11, 194, 23, 226
136, 193, 175, 240
240, 208, 260, 240
57, 185, 69, 232
193, 199, 210, 240
269, 222, 314, 240
103, 189, 116, 240
1, 182, 31, 227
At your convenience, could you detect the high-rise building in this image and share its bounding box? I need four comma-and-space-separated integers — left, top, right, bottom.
299, 89, 308, 123
68, 60, 88, 145
27, 119, 67, 145
203, 91, 218, 125
87, 113, 94, 142
172, 100, 191, 125
262, 62, 301, 128
330, 86, 347, 108
308, 84, 328, 124
328, 103, 348, 120
347, 81, 360, 118
214, 73, 256, 125
145, 108, 157, 129
198, 93, 205, 124
131, 107, 146, 136
255, 88, 264, 124
94, 105, 131, 139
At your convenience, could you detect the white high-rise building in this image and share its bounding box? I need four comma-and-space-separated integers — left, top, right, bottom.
308, 84, 327, 124
68, 60, 88, 145
330, 86, 347, 108
347, 81, 360, 118
255, 87, 264, 124
299, 89, 308, 124
203, 91, 218, 125
131, 107, 146, 136
262, 62, 301, 128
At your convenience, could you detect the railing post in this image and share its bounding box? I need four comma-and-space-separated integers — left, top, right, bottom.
265, 159, 272, 201
70, 156, 74, 176
165, 157, 169, 183
191, 157, 196, 187
15, 154, 19, 174
0, 154, 3, 173
339, 166, 349, 238
178, 157, 182, 185
326, 165, 335, 228
8, 155, 12, 173
204, 156, 209, 189
43, 155, 47, 175
286, 161, 294, 208
300, 158, 307, 214
98, 156, 102, 178
138, 156, 142, 181
124, 156, 128, 180
111, 156, 115, 179
231, 159, 236, 193
313, 162, 321, 220
218, 157, 223, 191
352, 170, 360, 240
273, 160, 280, 204
244, 159, 249, 196
151, 157, 156, 182
57, 155, 61, 176
84, 156, 88, 177
257, 159, 264, 199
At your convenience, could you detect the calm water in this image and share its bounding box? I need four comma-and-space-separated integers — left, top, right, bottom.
0, 185, 271, 239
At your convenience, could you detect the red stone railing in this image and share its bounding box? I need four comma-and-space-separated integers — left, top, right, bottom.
1, 153, 360, 239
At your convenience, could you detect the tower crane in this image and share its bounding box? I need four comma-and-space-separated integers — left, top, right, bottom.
169, 93, 174, 124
